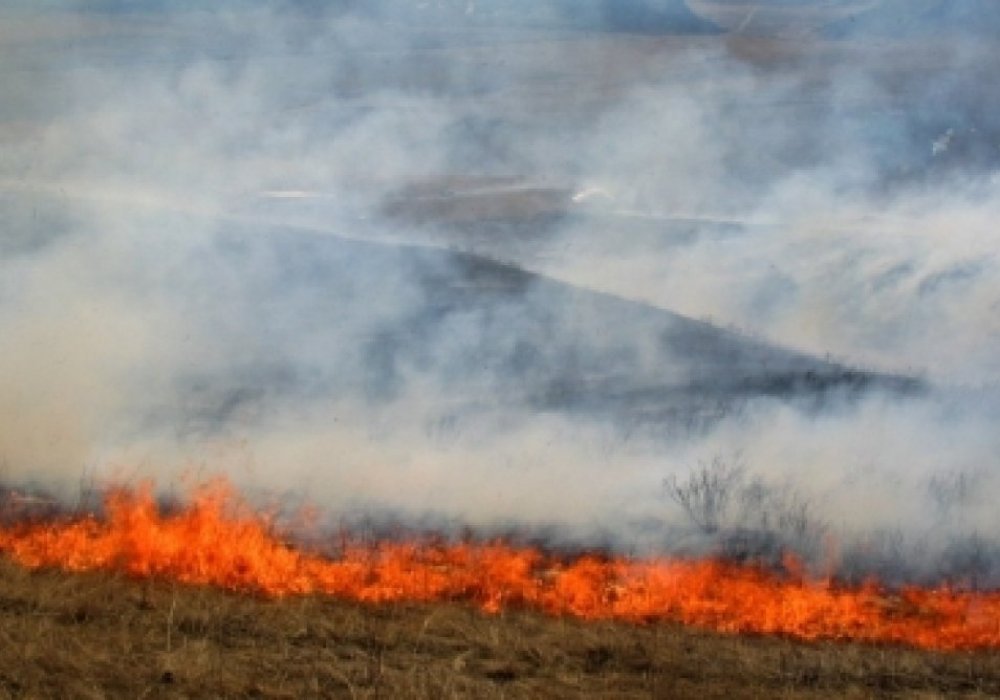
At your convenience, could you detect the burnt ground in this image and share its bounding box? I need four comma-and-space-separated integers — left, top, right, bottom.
0, 558, 998, 699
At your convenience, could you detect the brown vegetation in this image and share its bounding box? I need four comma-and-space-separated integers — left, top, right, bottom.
0, 557, 998, 699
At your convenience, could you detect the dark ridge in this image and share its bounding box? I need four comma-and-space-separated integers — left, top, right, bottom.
289, 0, 723, 35
164, 222, 923, 436
824, 0, 1000, 38
589, 0, 722, 35
360, 0, 723, 35
34, 0, 721, 35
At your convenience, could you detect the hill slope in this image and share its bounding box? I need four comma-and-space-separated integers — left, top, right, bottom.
825, 0, 1000, 38
168, 222, 919, 434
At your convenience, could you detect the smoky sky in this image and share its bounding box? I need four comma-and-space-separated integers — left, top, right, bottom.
2, 1, 1000, 582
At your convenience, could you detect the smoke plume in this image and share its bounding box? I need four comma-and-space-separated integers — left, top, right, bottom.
2, 1, 999, 583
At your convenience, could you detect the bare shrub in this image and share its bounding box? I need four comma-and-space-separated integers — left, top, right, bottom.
837, 528, 917, 586
927, 470, 978, 517
665, 454, 826, 563
941, 533, 1000, 590
663, 455, 744, 535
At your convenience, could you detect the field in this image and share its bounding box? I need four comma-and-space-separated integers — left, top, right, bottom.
3, 3, 1000, 697
0, 558, 998, 699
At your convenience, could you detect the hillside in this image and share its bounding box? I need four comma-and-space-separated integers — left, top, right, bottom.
168, 222, 919, 436
12, 0, 720, 35
825, 0, 1000, 38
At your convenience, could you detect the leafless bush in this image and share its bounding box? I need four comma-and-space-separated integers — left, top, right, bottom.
663, 455, 744, 535
838, 528, 912, 585
927, 470, 978, 517
941, 533, 1000, 590
665, 454, 826, 562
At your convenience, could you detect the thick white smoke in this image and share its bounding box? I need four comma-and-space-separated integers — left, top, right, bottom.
2, 1, 999, 582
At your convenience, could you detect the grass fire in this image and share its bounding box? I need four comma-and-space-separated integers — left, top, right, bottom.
4, 0, 1000, 696
2, 480, 1000, 697
1, 479, 998, 653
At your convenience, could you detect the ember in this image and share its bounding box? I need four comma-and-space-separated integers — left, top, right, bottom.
0, 480, 997, 652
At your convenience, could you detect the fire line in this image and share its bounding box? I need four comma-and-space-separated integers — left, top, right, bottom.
1, 480, 997, 652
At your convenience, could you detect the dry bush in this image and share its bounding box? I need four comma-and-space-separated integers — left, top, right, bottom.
663, 455, 744, 535
665, 455, 826, 564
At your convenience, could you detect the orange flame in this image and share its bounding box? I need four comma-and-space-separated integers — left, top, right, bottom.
1, 480, 998, 651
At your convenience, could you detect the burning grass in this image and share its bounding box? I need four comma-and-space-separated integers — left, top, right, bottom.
1, 558, 999, 698
0, 479, 999, 697
1, 479, 999, 655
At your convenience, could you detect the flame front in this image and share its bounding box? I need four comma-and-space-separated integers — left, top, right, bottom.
1, 481, 998, 651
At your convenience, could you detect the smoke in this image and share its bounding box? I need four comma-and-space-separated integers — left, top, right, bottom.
2, 1, 1000, 583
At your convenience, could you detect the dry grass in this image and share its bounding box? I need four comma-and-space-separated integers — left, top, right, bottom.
0, 558, 997, 699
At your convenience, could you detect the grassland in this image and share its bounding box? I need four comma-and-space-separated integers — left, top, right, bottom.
0, 558, 997, 699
